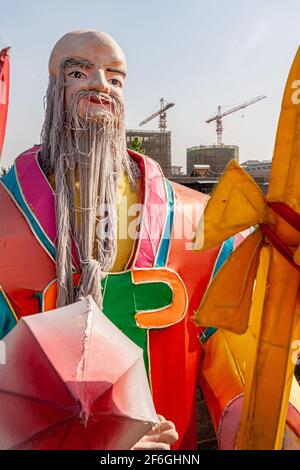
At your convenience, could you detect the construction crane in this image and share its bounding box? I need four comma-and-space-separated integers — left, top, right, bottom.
139, 98, 175, 133
206, 94, 267, 146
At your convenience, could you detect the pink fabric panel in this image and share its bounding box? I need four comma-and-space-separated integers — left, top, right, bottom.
16, 146, 57, 243
134, 156, 168, 268
15, 146, 80, 268
233, 228, 251, 250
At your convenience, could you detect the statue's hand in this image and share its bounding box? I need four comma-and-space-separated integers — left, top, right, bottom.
131, 415, 179, 450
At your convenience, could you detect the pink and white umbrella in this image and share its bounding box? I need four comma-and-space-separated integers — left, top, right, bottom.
0, 296, 158, 449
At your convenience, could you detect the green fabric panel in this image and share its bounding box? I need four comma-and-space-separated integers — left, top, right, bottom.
34, 292, 44, 311
133, 281, 173, 311
0, 290, 17, 340
102, 272, 149, 374
101, 271, 174, 376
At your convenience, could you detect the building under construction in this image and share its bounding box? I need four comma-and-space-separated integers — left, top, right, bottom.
186, 145, 239, 176
240, 160, 271, 193
126, 129, 172, 177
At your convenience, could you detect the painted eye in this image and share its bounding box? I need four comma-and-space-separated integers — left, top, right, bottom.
109, 78, 122, 87
68, 70, 87, 79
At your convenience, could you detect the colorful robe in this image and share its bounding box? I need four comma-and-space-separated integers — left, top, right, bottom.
0, 145, 244, 449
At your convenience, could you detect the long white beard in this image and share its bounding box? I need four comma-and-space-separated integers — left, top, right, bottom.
40, 62, 139, 308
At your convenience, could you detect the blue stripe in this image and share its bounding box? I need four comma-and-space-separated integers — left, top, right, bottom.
2, 166, 56, 259
155, 179, 174, 267
200, 326, 218, 344
212, 236, 235, 277
0, 289, 17, 340
200, 236, 235, 345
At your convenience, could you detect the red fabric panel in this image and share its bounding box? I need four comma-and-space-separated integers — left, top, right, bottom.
149, 182, 220, 449
0, 48, 10, 158
268, 202, 300, 232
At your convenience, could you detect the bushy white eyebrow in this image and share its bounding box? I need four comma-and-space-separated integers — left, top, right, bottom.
62, 58, 126, 78
63, 58, 94, 70
106, 67, 126, 77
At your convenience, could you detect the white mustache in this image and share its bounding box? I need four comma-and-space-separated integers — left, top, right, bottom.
74, 90, 112, 104
87, 92, 112, 104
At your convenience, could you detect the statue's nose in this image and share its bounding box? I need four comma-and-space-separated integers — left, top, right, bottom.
90, 69, 110, 94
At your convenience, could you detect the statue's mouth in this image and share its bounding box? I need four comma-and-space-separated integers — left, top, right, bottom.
88, 96, 111, 108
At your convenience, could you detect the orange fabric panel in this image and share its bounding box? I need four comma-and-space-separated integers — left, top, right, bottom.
132, 268, 188, 328
168, 182, 220, 314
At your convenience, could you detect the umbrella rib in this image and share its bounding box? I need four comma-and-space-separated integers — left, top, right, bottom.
54, 418, 92, 450
90, 354, 152, 421
75, 298, 94, 424
56, 419, 75, 450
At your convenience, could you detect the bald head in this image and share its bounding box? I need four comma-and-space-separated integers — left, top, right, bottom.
47, 29, 127, 120
49, 29, 126, 77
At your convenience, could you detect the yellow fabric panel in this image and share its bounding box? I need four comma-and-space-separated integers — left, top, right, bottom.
48, 171, 140, 272
237, 247, 300, 449
195, 230, 263, 334
193, 160, 266, 251
201, 320, 300, 437
111, 172, 140, 272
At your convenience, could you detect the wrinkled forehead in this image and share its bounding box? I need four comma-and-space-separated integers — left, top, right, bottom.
49, 30, 127, 76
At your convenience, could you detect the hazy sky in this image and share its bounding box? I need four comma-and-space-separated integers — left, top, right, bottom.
1, 0, 300, 170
